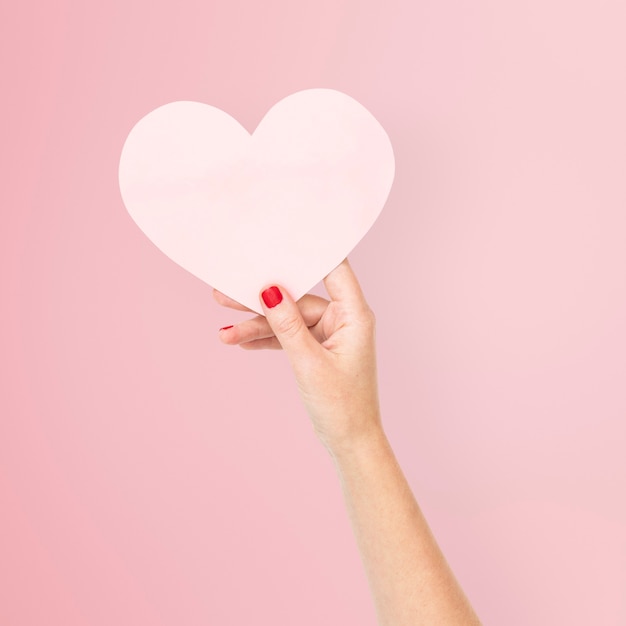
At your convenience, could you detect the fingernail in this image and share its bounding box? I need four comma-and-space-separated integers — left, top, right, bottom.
219, 325, 233, 331
262, 286, 283, 308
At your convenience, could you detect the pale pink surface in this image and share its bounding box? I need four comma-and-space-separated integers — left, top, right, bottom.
1, 1, 625, 625
118, 91, 394, 314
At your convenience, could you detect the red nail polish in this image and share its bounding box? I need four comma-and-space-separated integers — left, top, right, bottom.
262, 286, 283, 308
219, 325, 233, 331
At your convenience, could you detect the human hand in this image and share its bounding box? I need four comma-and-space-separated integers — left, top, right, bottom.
214, 258, 383, 456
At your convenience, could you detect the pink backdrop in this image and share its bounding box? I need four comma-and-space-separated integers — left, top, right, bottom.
1, 1, 625, 624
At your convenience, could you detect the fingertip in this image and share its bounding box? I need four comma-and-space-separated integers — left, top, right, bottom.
218, 325, 234, 343
260, 285, 284, 309
323, 256, 367, 307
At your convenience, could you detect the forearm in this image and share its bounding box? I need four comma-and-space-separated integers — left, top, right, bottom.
329, 424, 481, 626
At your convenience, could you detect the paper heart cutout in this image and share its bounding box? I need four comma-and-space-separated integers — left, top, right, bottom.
118, 88, 395, 315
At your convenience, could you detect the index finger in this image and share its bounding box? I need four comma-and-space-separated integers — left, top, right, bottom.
323, 257, 369, 308
212, 289, 254, 312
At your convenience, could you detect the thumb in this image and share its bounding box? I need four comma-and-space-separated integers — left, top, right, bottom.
260, 285, 320, 357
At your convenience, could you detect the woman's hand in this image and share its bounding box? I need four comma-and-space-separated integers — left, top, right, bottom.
214, 257, 383, 456
216, 258, 482, 625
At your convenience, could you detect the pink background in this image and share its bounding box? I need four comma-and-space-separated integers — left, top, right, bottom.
1, 0, 625, 624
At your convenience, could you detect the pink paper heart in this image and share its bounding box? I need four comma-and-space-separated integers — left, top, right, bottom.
118, 88, 395, 315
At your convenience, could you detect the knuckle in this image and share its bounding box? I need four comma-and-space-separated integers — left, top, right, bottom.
360, 306, 376, 327
275, 314, 302, 338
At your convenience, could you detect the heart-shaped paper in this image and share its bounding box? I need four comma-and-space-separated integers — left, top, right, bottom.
118, 88, 395, 315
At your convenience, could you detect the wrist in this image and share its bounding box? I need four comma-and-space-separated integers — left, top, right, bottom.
325, 421, 390, 467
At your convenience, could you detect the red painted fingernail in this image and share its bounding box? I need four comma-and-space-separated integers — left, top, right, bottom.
219, 325, 233, 331
262, 286, 283, 308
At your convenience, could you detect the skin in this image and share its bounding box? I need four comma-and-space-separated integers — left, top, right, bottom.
215, 257, 481, 626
